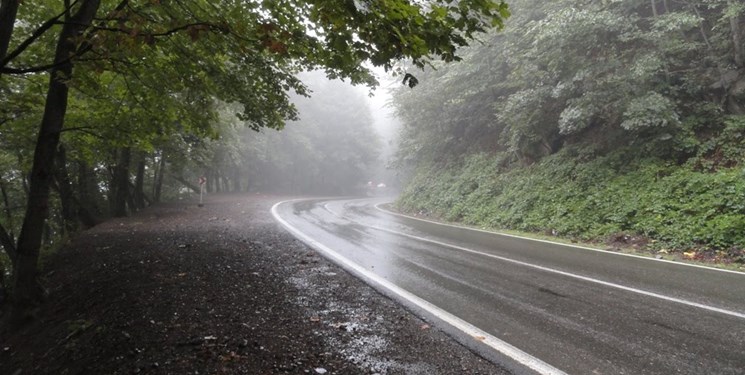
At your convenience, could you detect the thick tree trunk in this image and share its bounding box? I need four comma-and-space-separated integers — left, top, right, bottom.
112, 148, 131, 217
0, 0, 20, 66
11, 0, 101, 314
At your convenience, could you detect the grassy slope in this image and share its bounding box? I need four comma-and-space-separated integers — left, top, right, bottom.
396, 149, 745, 266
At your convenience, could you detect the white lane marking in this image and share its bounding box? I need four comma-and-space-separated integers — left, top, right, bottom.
323, 202, 745, 320
373, 203, 745, 276
272, 200, 567, 375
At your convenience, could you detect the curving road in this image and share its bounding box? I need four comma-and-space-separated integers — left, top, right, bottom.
272, 197, 745, 375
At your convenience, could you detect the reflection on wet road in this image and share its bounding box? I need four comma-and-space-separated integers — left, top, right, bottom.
272, 197, 745, 375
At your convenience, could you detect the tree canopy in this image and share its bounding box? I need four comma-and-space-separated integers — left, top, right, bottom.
393, 0, 744, 166
0, 0, 509, 319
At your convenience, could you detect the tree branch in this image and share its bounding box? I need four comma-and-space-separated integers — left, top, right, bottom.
0, 1, 79, 68
0, 42, 93, 74
1, 18, 229, 75
60, 126, 105, 138
87, 21, 228, 38
0, 0, 130, 74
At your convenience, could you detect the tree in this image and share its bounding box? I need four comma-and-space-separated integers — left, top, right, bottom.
0, 0, 509, 321
390, 0, 745, 255
393, 0, 745, 169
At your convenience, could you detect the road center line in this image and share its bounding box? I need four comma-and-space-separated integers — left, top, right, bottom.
324, 203, 745, 320
273, 200, 567, 375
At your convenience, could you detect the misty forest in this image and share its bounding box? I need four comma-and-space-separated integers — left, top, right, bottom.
0, 0, 508, 317
0, 0, 744, 369
392, 0, 745, 259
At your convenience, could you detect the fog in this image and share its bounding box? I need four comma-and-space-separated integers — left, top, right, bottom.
220, 71, 401, 196
359, 74, 403, 193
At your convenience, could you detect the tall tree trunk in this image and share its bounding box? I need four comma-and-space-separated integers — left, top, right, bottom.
112, 148, 131, 217
0, 0, 20, 66
650, 0, 658, 18
133, 156, 146, 209
52, 144, 78, 235
11, 0, 101, 314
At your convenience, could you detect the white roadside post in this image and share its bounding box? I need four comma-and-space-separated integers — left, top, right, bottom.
198, 176, 206, 206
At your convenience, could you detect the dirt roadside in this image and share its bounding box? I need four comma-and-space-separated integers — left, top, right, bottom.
0, 194, 510, 374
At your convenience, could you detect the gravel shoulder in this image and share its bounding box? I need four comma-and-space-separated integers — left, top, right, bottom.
0, 194, 510, 374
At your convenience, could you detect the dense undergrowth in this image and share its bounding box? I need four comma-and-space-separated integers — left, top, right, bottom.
396, 147, 745, 263
389, 0, 745, 266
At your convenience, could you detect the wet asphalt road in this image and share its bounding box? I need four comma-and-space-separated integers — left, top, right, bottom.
273, 197, 745, 375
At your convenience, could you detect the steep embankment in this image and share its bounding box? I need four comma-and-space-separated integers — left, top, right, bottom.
396, 150, 745, 266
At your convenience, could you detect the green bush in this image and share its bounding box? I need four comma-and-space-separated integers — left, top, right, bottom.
397, 149, 745, 252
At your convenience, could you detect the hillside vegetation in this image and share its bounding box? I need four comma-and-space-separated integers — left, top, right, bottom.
392, 0, 745, 262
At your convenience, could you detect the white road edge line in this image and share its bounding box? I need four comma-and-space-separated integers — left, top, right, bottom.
365, 222, 745, 320
327, 201, 745, 320
272, 200, 567, 375
373, 203, 745, 276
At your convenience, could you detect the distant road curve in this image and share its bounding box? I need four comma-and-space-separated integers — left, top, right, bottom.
272, 197, 745, 375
